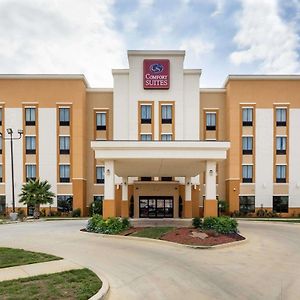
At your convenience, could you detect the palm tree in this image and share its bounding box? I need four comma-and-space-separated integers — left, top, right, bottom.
19, 179, 55, 219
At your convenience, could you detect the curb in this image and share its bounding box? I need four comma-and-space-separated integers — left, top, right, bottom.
82, 230, 247, 250
89, 270, 110, 300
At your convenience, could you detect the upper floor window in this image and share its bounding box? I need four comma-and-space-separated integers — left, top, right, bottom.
59, 165, 70, 183
0, 108, 3, 126
242, 137, 253, 155
276, 108, 287, 127
141, 177, 152, 181
25, 108, 36, 126
161, 105, 172, 124
242, 108, 253, 126
0, 165, 2, 183
96, 112, 106, 130
242, 165, 253, 183
0, 138, 2, 154
141, 105, 151, 124
26, 164, 36, 182
141, 134, 152, 141
206, 112, 216, 131
276, 137, 286, 155
96, 166, 105, 184
276, 165, 286, 183
59, 108, 70, 126
161, 134, 172, 141
59, 136, 70, 154
25, 136, 36, 154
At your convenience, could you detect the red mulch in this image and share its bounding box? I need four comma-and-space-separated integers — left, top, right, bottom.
160, 228, 245, 246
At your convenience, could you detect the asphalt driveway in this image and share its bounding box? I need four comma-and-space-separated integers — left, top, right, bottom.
0, 220, 299, 300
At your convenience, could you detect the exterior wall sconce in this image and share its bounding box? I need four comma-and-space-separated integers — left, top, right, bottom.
106, 169, 110, 175
233, 188, 236, 191
209, 169, 213, 176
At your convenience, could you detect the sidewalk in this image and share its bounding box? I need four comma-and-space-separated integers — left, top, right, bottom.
0, 259, 83, 282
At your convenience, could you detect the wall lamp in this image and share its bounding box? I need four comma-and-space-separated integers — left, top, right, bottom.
209, 169, 213, 176
106, 169, 110, 176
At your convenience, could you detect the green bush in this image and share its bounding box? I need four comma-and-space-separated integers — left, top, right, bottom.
203, 216, 238, 234
71, 208, 81, 218
192, 217, 202, 228
256, 208, 278, 218
218, 200, 229, 214
86, 215, 130, 234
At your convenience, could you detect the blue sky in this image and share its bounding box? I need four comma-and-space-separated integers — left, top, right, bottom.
0, 0, 299, 87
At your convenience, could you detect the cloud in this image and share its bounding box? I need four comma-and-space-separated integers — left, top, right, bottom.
230, 0, 300, 73
180, 37, 214, 56
211, 0, 225, 17
0, 0, 126, 87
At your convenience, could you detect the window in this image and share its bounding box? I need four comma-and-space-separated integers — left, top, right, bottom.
94, 195, 104, 202
141, 177, 152, 181
0, 196, 5, 215
206, 113, 216, 130
96, 112, 106, 130
242, 108, 253, 126
273, 196, 288, 213
0, 138, 2, 154
161, 177, 172, 181
140, 134, 152, 141
242, 165, 253, 183
59, 108, 70, 126
239, 196, 255, 213
276, 137, 286, 155
141, 105, 151, 124
59, 165, 70, 183
25, 136, 36, 154
96, 166, 104, 184
26, 165, 36, 182
242, 137, 253, 155
161, 105, 172, 124
57, 195, 73, 212
0, 165, 2, 183
59, 136, 70, 154
276, 165, 286, 183
276, 108, 287, 126
161, 134, 172, 141
0, 109, 3, 126
25, 108, 36, 126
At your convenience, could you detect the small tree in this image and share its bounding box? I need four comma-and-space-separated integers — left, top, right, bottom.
19, 179, 55, 219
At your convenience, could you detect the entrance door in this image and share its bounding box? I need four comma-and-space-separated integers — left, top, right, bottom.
139, 196, 174, 218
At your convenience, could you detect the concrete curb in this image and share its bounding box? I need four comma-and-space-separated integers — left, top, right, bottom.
82, 230, 247, 250
89, 270, 110, 300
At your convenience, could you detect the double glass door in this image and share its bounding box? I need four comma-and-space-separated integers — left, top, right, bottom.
139, 196, 173, 218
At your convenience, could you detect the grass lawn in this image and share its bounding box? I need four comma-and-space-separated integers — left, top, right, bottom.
0, 268, 101, 300
131, 227, 174, 239
0, 247, 61, 269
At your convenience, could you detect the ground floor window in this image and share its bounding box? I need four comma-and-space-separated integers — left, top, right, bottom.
57, 195, 73, 212
0, 196, 5, 215
239, 196, 255, 213
27, 204, 35, 216
273, 196, 288, 213
90, 195, 103, 215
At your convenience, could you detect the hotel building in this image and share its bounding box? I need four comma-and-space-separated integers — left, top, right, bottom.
0, 50, 299, 218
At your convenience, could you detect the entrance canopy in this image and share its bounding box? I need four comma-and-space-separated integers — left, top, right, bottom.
91, 141, 230, 177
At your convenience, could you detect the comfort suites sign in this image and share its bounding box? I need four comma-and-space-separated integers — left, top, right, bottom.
143, 59, 170, 89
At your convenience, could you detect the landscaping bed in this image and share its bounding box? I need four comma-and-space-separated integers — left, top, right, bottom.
0, 268, 101, 300
0, 247, 61, 269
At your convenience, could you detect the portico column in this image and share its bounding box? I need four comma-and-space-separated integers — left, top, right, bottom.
204, 160, 218, 217
184, 177, 192, 218
103, 160, 116, 219
121, 177, 129, 218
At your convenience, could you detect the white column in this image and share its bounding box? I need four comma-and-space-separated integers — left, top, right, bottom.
122, 177, 128, 201
206, 161, 216, 200
104, 160, 115, 200
185, 177, 192, 201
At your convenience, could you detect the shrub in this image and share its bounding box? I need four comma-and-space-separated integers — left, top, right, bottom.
218, 200, 229, 214
86, 215, 130, 234
256, 208, 278, 218
17, 208, 26, 221
71, 208, 81, 217
203, 216, 238, 234
192, 217, 202, 228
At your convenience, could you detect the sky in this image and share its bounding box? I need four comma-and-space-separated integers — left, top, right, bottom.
0, 0, 299, 87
